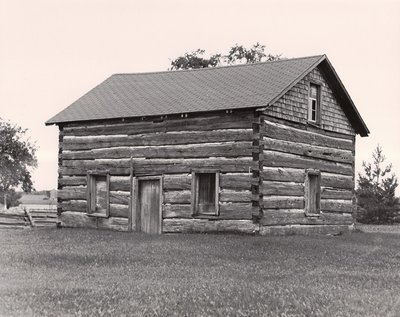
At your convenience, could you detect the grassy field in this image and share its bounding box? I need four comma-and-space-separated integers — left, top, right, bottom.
0, 229, 399, 316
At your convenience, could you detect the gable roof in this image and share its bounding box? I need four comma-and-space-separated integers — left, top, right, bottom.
46, 55, 369, 136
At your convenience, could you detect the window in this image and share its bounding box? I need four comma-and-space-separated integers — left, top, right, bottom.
87, 172, 110, 217
305, 169, 321, 215
308, 83, 320, 123
191, 171, 219, 216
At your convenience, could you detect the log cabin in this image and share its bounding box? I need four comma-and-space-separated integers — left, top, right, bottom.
46, 55, 369, 235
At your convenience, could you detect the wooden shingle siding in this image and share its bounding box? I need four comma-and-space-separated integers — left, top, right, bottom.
264, 66, 356, 136
261, 115, 355, 228
58, 111, 255, 230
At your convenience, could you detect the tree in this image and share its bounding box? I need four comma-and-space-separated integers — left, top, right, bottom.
0, 190, 22, 209
356, 145, 399, 223
0, 118, 37, 208
170, 42, 281, 70
170, 49, 222, 70
226, 42, 281, 65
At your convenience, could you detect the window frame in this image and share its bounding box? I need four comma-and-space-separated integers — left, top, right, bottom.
87, 170, 110, 218
304, 169, 321, 216
308, 82, 321, 124
191, 169, 220, 217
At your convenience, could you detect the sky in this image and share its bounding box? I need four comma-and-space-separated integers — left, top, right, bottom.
1, 0, 399, 194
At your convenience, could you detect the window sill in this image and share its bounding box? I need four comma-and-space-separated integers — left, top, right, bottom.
304, 212, 321, 217
307, 121, 321, 128
87, 212, 109, 218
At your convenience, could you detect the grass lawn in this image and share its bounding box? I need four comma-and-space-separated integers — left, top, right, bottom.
0, 229, 399, 316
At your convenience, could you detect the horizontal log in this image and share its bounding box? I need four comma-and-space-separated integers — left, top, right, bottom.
59, 211, 96, 228
220, 190, 252, 203
321, 173, 354, 189
262, 120, 354, 150
263, 137, 353, 164
60, 167, 132, 176
163, 202, 254, 219
163, 174, 191, 190
219, 203, 253, 220
97, 217, 129, 231
259, 224, 351, 236
162, 218, 259, 234
59, 200, 86, 212
109, 204, 129, 218
262, 181, 304, 196
263, 151, 353, 175
62, 129, 253, 150
58, 164, 131, 177
59, 200, 129, 218
59, 211, 128, 231
262, 115, 355, 140
58, 177, 87, 187
109, 191, 130, 205
109, 176, 131, 191
262, 167, 305, 183
58, 188, 131, 205
260, 210, 353, 226
163, 204, 192, 218
262, 196, 304, 209
63, 112, 254, 137
321, 188, 353, 200
61, 158, 255, 176
58, 188, 86, 200
261, 169, 354, 190
219, 173, 252, 190
59, 185, 86, 191
164, 191, 191, 204
62, 142, 253, 160
321, 199, 353, 213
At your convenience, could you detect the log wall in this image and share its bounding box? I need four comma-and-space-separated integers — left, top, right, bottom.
260, 116, 355, 231
57, 111, 256, 232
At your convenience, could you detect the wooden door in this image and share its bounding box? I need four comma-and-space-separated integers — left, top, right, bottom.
137, 178, 161, 234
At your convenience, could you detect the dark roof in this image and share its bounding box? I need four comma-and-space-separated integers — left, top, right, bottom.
46, 55, 369, 136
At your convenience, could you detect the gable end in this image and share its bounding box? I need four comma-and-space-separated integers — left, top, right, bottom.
261, 57, 369, 137
264, 66, 356, 135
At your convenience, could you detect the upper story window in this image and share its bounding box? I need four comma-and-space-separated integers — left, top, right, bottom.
308, 83, 320, 123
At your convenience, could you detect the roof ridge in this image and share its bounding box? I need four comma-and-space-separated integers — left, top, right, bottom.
112, 54, 326, 77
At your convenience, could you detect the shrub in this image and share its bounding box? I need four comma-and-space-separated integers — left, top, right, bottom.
356, 146, 398, 224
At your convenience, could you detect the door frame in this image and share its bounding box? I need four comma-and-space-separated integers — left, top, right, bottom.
130, 175, 163, 234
